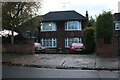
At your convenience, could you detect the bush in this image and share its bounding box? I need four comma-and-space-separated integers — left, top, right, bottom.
14, 34, 27, 43
2, 35, 11, 44
84, 27, 95, 53
2, 34, 26, 44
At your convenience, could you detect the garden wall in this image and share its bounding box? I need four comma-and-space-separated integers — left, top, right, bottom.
2, 39, 35, 54
96, 37, 118, 57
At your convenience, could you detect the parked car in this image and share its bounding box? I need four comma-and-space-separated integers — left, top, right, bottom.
34, 42, 45, 53
69, 43, 86, 53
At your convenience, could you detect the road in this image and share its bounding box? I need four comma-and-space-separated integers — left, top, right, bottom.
2, 66, 119, 79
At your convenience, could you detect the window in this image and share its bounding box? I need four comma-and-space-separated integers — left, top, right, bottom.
65, 21, 82, 31
41, 38, 57, 48
115, 22, 120, 30
65, 38, 82, 47
41, 22, 56, 31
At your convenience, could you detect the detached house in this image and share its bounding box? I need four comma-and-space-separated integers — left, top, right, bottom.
38, 10, 88, 52
114, 13, 120, 34
114, 13, 120, 55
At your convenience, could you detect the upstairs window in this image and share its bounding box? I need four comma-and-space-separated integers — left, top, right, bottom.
65, 21, 82, 31
115, 21, 120, 30
41, 22, 56, 31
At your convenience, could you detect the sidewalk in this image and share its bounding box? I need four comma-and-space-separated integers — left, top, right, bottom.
2, 53, 119, 70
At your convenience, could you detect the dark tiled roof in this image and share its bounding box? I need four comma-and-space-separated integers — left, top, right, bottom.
42, 10, 87, 21
114, 13, 120, 21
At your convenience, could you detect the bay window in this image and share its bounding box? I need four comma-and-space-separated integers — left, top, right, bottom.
41, 38, 57, 48
65, 38, 82, 47
65, 21, 82, 31
41, 22, 56, 31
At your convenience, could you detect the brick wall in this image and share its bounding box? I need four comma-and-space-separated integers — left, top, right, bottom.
96, 37, 118, 57
2, 39, 35, 54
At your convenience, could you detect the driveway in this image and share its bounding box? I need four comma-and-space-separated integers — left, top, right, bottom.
2, 53, 119, 69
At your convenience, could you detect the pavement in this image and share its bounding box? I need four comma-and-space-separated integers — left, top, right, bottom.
2, 53, 119, 70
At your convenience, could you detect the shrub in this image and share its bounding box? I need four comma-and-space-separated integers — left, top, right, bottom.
14, 34, 27, 43
2, 35, 11, 44
84, 27, 95, 53
2, 34, 26, 44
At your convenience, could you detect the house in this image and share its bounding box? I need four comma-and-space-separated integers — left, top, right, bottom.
38, 10, 88, 52
113, 13, 120, 56
114, 13, 120, 34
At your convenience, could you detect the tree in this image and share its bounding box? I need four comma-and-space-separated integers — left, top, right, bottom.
16, 16, 41, 33
95, 11, 113, 43
2, 1, 41, 44
88, 16, 95, 27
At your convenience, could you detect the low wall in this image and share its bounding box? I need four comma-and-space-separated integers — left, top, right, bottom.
2, 39, 35, 54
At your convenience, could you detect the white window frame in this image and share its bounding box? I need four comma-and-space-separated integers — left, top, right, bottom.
41, 38, 57, 48
65, 38, 82, 48
114, 21, 120, 30
65, 21, 82, 31
41, 22, 57, 31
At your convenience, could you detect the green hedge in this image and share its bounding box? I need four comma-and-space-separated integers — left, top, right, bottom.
95, 11, 113, 40
84, 27, 95, 53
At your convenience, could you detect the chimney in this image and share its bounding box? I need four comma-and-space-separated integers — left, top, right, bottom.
86, 11, 88, 20
85, 11, 89, 27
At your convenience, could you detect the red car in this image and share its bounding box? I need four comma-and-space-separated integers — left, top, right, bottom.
69, 43, 86, 53
34, 43, 45, 53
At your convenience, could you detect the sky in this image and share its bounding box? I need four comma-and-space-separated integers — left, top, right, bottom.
40, 0, 120, 18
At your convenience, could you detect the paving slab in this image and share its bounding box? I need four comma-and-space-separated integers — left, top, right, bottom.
33, 59, 65, 66
11, 54, 41, 64
96, 57, 119, 69
63, 57, 95, 67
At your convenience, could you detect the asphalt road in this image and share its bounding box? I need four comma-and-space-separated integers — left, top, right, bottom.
2, 66, 119, 79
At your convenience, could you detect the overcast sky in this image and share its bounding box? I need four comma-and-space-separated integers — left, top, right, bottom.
40, 0, 120, 18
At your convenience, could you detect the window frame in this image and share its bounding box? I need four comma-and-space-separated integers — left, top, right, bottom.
65, 21, 82, 31
114, 21, 120, 30
65, 38, 82, 48
41, 38, 57, 48
41, 22, 57, 32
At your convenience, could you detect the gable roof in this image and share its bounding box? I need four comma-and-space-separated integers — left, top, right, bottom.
41, 10, 87, 22
114, 13, 120, 21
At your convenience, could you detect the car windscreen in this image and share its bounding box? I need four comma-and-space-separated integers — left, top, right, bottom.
72, 43, 83, 46
35, 43, 41, 46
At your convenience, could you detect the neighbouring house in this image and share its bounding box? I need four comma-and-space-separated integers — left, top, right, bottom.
38, 10, 88, 53
114, 13, 120, 56
114, 13, 120, 34
96, 13, 120, 57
